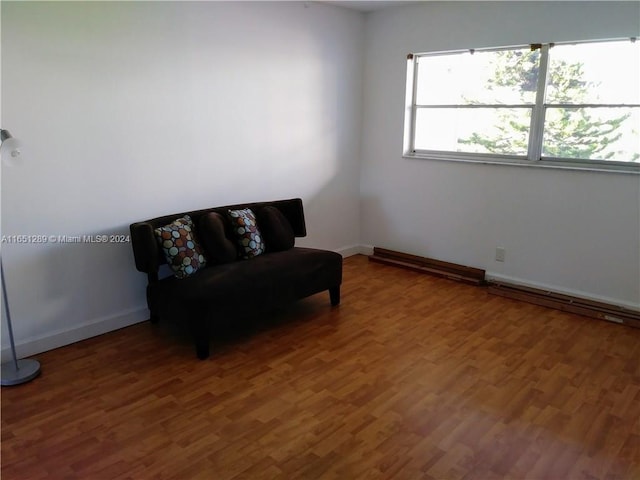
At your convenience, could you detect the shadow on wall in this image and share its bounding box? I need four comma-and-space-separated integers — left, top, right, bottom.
1, 0, 364, 359
0, 224, 148, 361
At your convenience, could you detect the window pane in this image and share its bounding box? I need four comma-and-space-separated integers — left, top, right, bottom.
546, 41, 640, 104
415, 107, 531, 155
543, 107, 640, 162
416, 48, 539, 105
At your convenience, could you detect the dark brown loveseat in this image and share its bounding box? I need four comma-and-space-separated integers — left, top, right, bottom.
130, 198, 342, 359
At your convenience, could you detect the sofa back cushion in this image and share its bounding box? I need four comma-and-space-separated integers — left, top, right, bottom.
198, 212, 238, 264
257, 206, 295, 252
130, 198, 306, 274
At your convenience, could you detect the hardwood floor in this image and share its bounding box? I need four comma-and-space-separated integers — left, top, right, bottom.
2, 255, 639, 479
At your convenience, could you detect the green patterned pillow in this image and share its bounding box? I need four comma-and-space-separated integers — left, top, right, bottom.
154, 215, 207, 278
228, 208, 265, 259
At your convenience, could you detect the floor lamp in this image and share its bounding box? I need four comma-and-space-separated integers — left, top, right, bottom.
1, 129, 41, 386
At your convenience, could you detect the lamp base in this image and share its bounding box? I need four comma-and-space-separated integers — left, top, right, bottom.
1, 359, 41, 386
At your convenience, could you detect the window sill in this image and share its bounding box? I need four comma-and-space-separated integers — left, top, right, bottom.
403, 151, 640, 175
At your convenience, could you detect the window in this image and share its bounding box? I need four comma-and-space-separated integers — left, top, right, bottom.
404, 39, 640, 172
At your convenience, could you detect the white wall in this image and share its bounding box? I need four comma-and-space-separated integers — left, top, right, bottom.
1, 1, 364, 358
2, 1, 638, 360
360, 1, 640, 308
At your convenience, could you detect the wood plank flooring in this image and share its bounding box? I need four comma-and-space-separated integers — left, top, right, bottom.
2, 255, 639, 479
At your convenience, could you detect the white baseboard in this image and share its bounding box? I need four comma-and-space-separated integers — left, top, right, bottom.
486, 272, 640, 312
2, 247, 370, 361
343, 244, 639, 311
7, 253, 634, 363
336, 244, 374, 257
2, 245, 368, 361
1, 306, 149, 363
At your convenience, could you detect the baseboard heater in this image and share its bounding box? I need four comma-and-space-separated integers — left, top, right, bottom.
487, 281, 640, 329
368, 247, 640, 329
368, 247, 486, 285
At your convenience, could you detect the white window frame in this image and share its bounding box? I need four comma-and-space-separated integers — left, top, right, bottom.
403, 39, 640, 174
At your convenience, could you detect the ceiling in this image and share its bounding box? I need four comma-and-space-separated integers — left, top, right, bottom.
319, 1, 422, 12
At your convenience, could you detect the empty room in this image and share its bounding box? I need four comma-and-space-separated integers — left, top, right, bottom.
1, 1, 639, 478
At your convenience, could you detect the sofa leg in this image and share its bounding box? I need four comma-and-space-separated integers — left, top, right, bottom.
195, 339, 210, 360
329, 286, 341, 306
146, 285, 159, 324
190, 315, 210, 360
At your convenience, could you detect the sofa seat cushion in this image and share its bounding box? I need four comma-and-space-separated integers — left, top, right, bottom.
151, 247, 342, 309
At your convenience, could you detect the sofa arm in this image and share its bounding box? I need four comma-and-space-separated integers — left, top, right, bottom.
130, 222, 160, 274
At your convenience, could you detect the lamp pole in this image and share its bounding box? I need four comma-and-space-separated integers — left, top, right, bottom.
1, 129, 41, 386
1, 259, 41, 385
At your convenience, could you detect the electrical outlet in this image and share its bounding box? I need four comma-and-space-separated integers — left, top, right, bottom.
495, 247, 505, 262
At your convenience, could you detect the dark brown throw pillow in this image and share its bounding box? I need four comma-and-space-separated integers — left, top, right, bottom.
198, 212, 238, 264
257, 206, 295, 252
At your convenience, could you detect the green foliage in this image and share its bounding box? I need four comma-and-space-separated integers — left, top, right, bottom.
489, 50, 540, 93
543, 109, 630, 160
459, 49, 633, 160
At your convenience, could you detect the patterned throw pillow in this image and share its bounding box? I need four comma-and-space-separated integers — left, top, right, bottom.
228, 208, 265, 259
154, 215, 206, 278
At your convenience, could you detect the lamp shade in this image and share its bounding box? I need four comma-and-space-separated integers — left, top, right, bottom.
0, 129, 23, 167
0, 129, 12, 142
